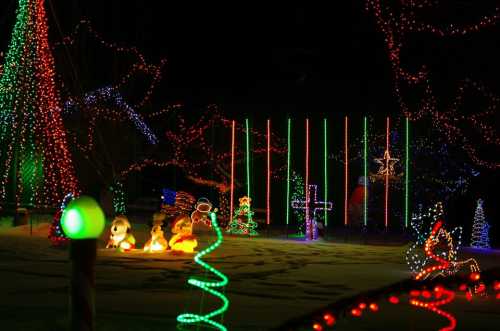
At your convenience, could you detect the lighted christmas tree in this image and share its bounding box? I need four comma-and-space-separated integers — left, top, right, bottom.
0, 0, 78, 207
470, 199, 490, 249
290, 171, 305, 235
177, 212, 229, 331
226, 196, 258, 236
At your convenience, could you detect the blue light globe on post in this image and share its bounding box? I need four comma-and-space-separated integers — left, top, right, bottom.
61, 196, 105, 240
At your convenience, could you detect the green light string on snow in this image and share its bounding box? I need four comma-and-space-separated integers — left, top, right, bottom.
177, 212, 229, 331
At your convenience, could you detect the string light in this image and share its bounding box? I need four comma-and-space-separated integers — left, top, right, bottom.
177, 212, 229, 331
409, 286, 457, 331
230, 120, 235, 226
52, 18, 167, 110
363, 116, 368, 227
405, 117, 410, 228
0, 0, 79, 207
323, 118, 328, 227
285, 118, 291, 227
365, 0, 500, 169
305, 119, 310, 237
415, 220, 452, 280
344, 116, 348, 226
109, 181, 126, 215
266, 119, 271, 226
226, 196, 257, 236
63, 86, 158, 145
160, 189, 196, 218
385, 117, 390, 229
470, 199, 490, 249
291, 185, 332, 241
245, 118, 250, 198
48, 192, 75, 247
290, 171, 306, 235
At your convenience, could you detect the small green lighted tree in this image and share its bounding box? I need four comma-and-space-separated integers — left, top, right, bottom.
226, 196, 258, 236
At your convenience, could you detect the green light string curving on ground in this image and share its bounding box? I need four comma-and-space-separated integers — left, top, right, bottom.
177, 212, 229, 331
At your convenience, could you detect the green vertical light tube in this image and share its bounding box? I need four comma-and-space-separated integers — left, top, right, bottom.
286, 118, 291, 226
405, 117, 410, 228
363, 117, 368, 227
245, 118, 251, 199
323, 118, 328, 227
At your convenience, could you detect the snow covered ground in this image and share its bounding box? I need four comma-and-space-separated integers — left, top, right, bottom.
0, 222, 498, 330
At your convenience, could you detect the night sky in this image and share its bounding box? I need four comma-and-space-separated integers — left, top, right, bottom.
0, 1, 498, 240
0, 0, 395, 117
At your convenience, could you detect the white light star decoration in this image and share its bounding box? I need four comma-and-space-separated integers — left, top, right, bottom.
370, 149, 403, 182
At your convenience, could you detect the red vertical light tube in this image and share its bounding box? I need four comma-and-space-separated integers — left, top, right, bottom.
305, 119, 310, 234
344, 116, 349, 226
230, 120, 236, 223
385, 117, 390, 229
266, 119, 271, 225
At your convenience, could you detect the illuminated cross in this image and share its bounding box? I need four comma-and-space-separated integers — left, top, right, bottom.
292, 184, 333, 241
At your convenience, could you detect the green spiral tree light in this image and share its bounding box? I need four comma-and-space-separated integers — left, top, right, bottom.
177, 212, 229, 331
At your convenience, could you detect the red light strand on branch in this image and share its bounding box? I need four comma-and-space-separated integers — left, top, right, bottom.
365, 0, 500, 169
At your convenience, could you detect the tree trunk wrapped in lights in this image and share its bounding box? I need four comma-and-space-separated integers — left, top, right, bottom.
0, 0, 78, 207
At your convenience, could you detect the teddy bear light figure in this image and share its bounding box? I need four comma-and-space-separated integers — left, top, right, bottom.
190, 197, 217, 227
106, 215, 136, 252
169, 215, 198, 253
144, 224, 168, 253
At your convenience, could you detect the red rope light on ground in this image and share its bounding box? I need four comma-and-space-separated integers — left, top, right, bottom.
230, 120, 236, 224
344, 116, 349, 226
409, 286, 457, 331
266, 119, 271, 225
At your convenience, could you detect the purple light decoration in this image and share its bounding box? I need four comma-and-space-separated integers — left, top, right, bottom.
292, 184, 333, 241
64, 86, 158, 144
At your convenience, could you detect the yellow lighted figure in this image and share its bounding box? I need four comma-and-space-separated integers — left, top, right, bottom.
169, 215, 198, 253
144, 224, 168, 253
106, 215, 136, 252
